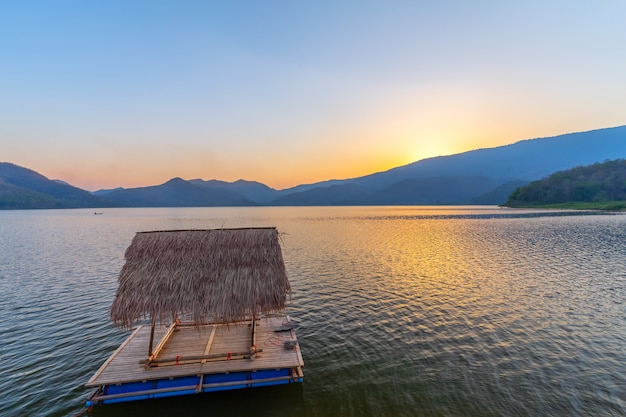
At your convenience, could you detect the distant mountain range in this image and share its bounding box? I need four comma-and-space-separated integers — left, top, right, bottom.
2, 125, 626, 209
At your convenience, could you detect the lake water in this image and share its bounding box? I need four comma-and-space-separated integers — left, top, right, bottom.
0, 206, 624, 417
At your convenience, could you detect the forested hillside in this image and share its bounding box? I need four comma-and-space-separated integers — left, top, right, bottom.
0, 162, 107, 209
505, 159, 626, 207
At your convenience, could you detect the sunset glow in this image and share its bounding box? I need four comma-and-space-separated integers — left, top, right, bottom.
1, 2, 625, 191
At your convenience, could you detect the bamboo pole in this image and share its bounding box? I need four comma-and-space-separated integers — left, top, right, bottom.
149, 322, 176, 359
250, 314, 257, 355
201, 325, 217, 364
141, 349, 264, 366
148, 317, 155, 357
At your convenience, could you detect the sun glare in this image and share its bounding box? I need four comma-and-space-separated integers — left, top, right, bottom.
409, 141, 454, 163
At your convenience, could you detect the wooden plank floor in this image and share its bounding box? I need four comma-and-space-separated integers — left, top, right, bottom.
86, 315, 303, 387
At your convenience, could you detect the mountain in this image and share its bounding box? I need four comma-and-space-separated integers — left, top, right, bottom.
270, 125, 626, 205
2, 125, 626, 209
470, 180, 529, 205
0, 162, 107, 209
92, 187, 124, 196
189, 179, 280, 204
348, 125, 626, 192
102, 177, 254, 207
272, 183, 367, 205
365, 176, 500, 205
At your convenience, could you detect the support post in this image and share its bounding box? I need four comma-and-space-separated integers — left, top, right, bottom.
148, 318, 156, 358
250, 314, 257, 359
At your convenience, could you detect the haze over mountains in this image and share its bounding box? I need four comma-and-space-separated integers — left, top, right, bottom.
2, 125, 625, 209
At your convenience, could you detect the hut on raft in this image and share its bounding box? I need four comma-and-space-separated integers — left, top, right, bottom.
85, 227, 304, 406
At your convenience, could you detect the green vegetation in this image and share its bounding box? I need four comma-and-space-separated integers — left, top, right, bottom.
505, 159, 626, 211
508, 201, 626, 211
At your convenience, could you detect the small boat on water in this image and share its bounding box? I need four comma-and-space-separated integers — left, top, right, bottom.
85, 227, 304, 407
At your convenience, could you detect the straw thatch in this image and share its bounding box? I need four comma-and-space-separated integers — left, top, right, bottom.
110, 227, 290, 328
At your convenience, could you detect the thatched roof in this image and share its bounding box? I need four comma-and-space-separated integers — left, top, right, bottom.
110, 227, 290, 328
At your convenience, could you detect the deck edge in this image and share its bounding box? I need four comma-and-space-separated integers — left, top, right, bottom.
86, 325, 144, 386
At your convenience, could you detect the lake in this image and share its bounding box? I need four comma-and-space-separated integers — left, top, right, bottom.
0, 206, 624, 417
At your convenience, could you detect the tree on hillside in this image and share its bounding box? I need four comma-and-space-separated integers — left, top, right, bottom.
505, 159, 626, 206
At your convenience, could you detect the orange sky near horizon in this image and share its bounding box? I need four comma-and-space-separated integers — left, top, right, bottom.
17, 121, 607, 192
2, 2, 625, 191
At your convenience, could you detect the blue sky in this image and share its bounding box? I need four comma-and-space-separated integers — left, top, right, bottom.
1, 1, 625, 190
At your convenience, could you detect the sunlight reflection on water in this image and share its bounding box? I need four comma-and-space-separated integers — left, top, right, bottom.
0, 207, 624, 416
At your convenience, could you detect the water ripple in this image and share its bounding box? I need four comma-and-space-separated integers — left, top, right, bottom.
0, 207, 624, 416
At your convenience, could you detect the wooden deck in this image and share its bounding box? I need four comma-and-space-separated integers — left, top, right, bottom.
86, 315, 304, 387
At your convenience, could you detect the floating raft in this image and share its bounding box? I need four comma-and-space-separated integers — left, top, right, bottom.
85, 228, 303, 406
86, 315, 303, 405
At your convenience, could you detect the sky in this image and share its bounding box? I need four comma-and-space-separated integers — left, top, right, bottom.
1, 1, 625, 191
